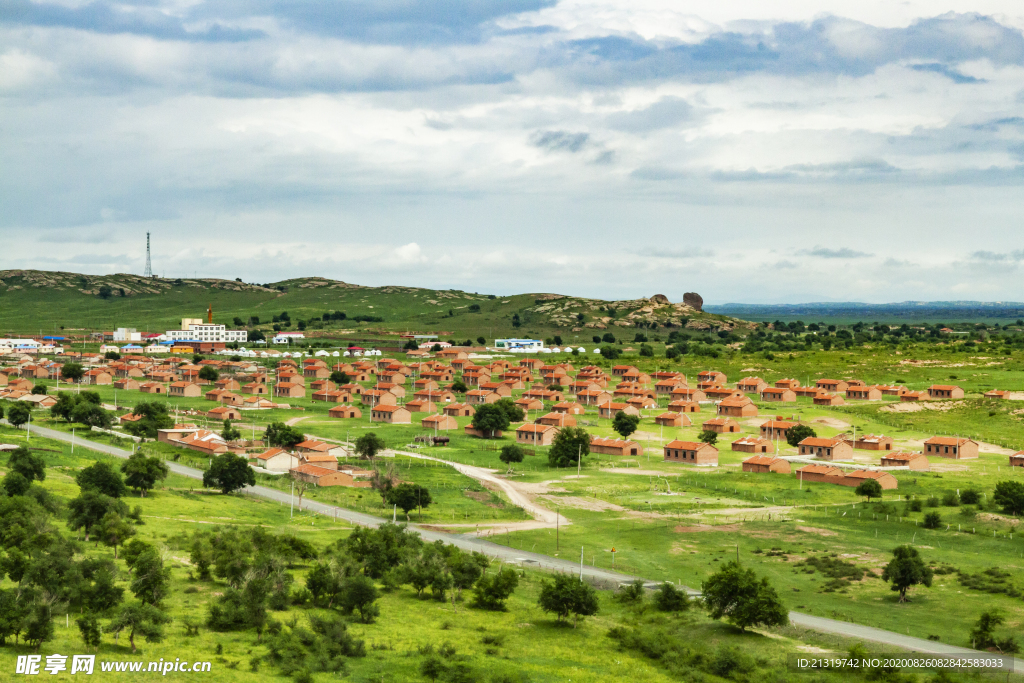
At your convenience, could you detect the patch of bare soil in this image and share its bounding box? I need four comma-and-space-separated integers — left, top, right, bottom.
512, 481, 568, 494
797, 646, 833, 653
537, 495, 624, 512
796, 526, 838, 537
811, 417, 851, 429
880, 400, 965, 414
1007, 392, 1024, 401
673, 523, 742, 533
464, 490, 490, 503
602, 468, 680, 476
285, 416, 310, 426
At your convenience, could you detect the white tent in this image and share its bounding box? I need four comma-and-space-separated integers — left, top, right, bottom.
332, 351, 340, 357
541, 348, 552, 354
551, 347, 561, 353
592, 348, 601, 354
343, 351, 351, 357
577, 347, 586, 353
315, 350, 330, 357
282, 352, 292, 357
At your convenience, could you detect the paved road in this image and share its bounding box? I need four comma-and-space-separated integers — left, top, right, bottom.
20, 424, 1022, 671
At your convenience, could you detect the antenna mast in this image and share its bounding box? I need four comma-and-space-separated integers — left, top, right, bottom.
144, 232, 153, 277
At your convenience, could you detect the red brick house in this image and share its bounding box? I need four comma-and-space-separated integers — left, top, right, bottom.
761, 387, 796, 403
361, 390, 397, 407
795, 464, 844, 484
371, 405, 411, 424
839, 470, 898, 490
590, 437, 641, 456
654, 412, 691, 427
664, 440, 718, 466
114, 378, 140, 391
730, 436, 772, 453
736, 377, 768, 393
405, 399, 438, 413
717, 397, 758, 417
598, 402, 639, 419
530, 410, 573, 427
667, 400, 700, 413
702, 417, 740, 434
928, 385, 964, 399
880, 451, 929, 470
852, 434, 893, 451
422, 413, 458, 431
140, 382, 165, 394
1009, 452, 1024, 468
846, 386, 882, 401
443, 403, 475, 417
813, 393, 845, 406
274, 382, 306, 399
923, 437, 978, 459
742, 455, 791, 473
798, 437, 853, 460
985, 390, 1010, 400
815, 379, 849, 393
516, 423, 556, 446
328, 405, 362, 419
552, 401, 585, 415
670, 387, 706, 402
698, 370, 727, 385
169, 381, 201, 397
775, 378, 800, 389
760, 420, 797, 441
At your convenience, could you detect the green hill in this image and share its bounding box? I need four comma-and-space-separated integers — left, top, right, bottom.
0, 269, 741, 341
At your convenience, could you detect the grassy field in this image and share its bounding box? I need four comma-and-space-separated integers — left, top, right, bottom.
5, 428, 996, 683
0, 269, 731, 340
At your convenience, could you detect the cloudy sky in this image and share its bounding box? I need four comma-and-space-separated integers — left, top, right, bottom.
2, 0, 1023, 303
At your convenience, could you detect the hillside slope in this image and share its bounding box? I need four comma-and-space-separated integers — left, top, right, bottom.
0, 269, 740, 338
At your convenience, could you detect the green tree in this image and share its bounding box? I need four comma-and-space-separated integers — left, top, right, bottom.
60, 362, 85, 383
23, 601, 55, 652
108, 602, 170, 653
786, 424, 816, 447
339, 575, 379, 623
122, 402, 174, 439
494, 397, 525, 423
471, 404, 510, 438
329, 370, 349, 385
97, 512, 136, 559
698, 429, 718, 445
130, 549, 170, 605
600, 346, 621, 360
77, 614, 102, 650
653, 582, 691, 612
386, 483, 432, 519
612, 411, 640, 439
702, 561, 788, 632
548, 426, 591, 468
969, 610, 1018, 653
993, 481, 1024, 515
7, 402, 31, 429
198, 366, 219, 382
8, 446, 46, 483
602, 333, 616, 343
855, 478, 883, 502
538, 574, 599, 628
473, 567, 519, 610
98, 285, 113, 299
922, 511, 942, 529
76, 461, 127, 498
881, 545, 933, 602
2, 471, 31, 496
354, 432, 386, 460
120, 453, 169, 497
31, 384, 47, 395
450, 380, 468, 393
499, 444, 525, 473
639, 344, 654, 357
476, 336, 486, 345
203, 453, 256, 494
70, 401, 112, 428
264, 422, 305, 448
403, 339, 419, 350
221, 419, 241, 442
68, 492, 127, 542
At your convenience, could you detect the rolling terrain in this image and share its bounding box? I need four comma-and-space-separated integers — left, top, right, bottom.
0, 270, 735, 340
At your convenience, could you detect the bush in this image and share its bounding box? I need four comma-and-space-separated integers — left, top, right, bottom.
941, 491, 960, 507
922, 512, 942, 529
653, 583, 690, 612
960, 489, 981, 505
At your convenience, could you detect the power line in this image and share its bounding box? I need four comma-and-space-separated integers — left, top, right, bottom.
144, 232, 153, 278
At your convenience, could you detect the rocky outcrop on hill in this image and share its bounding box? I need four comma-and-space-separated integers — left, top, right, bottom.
683, 292, 703, 312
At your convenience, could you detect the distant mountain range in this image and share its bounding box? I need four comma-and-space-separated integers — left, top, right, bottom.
705, 301, 1024, 323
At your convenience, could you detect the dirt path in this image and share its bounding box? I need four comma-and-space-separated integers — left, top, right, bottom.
388, 449, 564, 530
285, 416, 310, 426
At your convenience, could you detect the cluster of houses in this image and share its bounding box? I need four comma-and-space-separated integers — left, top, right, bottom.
5, 343, 1024, 495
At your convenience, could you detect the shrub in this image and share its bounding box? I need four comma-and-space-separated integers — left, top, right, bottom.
922, 512, 942, 529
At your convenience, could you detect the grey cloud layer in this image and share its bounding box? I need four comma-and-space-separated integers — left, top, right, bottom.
2, 1, 1024, 302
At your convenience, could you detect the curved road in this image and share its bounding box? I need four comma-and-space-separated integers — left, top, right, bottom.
21, 424, 1022, 671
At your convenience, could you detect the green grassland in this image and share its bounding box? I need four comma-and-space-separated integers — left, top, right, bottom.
0, 270, 729, 341
3, 426, 990, 683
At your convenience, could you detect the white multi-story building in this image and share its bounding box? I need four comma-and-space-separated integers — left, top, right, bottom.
493, 338, 544, 351
113, 328, 142, 342
166, 320, 247, 344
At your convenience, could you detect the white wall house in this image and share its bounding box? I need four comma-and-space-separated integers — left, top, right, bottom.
494, 338, 544, 351
165, 323, 247, 343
